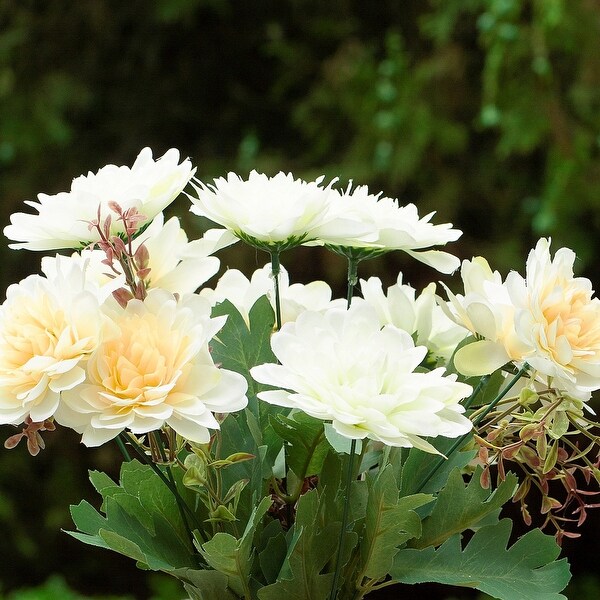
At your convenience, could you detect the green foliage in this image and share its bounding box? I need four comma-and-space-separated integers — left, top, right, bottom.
69, 461, 196, 571
210, 297, 276, 402
269, 411, 329, 478
359, 466, 431, 580
412, 468, 518, 549
198, 497, 272, 598
391, 519, 571, 600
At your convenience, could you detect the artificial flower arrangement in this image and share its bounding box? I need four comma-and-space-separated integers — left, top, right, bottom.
2, 147, 599, 600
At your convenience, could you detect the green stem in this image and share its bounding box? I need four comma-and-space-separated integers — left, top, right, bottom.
149, 431, 200, 555
115, 435, 132, 461
329, 438, 357, 599
414, 363, 529, 494
346, 257, 360, 308
120, 433, 205, 539
463, 374, 490, 411
270, 250, 283, 330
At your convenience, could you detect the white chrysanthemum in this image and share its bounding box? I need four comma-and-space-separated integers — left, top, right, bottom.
357, 275, 467, 363
188, 171, 373, 250
0, 255, 119, 425
447, 239, 600, 399
250, 304, 472, 453
134, 215, 237, 294
67, 216, 237, 296
201, 264, 336, 325
5, 148, 195, 250
442, 256, 529, 376
327, 184, 462, 273
55, 289, 248, 446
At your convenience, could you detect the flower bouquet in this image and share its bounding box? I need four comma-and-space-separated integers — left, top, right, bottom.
2, 147, 599, 600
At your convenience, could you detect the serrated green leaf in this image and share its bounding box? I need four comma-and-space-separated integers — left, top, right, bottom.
99, 529, 175, 571
210, 296, 276, 400
360, 466, 432, 580
199, 496, 271, 597
412, 468, 518, 549
69, 460, 196, 571
170, 568, 238, 600
400, 437, 477, 497
258, 489, 353, 600
69, 500, 108, 536
270, 411, 329, 478
391, 519, 571, 600
258, 528, 288, 584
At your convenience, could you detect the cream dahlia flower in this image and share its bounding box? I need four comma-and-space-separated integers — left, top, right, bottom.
326, 184, 462, 273
357, 275, 467, 364
200, 264, 336, 326
0, 255, 119, 425
5, 148, 195, 250
448, 239, 600, 398
188, 171, 373, 250
507, 238, 600, 395
443, 256, 529, 376
55, 289, 248, 446
250, 304, 472, 453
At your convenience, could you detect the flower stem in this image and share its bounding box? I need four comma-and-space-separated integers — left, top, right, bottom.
115, 435, 132, 461
270, 250, 283, 330
414, 363, 529, 494
119, 432, 205, 545
329, 438, 357, 599
346, 257, 360, 308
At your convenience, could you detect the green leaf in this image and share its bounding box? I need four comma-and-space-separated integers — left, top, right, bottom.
199, 496, 271, 597
412, 468, 518, 549
210, 296, 276, 401
360, 466, 432, 580
69, 460, 197, 571
400, 437, 477, 497
391, 519, 571, 600
258, 526, 288, 584
170, 568, 238, 600
270, 411, 329, 478
211, 297, 284, 479
258, 489, 352, 600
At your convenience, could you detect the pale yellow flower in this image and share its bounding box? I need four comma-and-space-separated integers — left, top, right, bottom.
507, 238, 600, 395
448, 239, 600, 398
0, 255, 117, 424
326, 184, 462, 273
56, 290, 248, 446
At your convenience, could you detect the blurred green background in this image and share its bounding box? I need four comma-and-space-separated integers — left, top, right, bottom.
1, 0, 600, 598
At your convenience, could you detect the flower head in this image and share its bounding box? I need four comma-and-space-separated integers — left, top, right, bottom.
188, 171, 372, 251
508, 238, 600, 395
0, 255, 118, 425
357, 275, 467, 364
133, 215, 237, 294
55, 289, 248, 446
5, 148, 195, 250
448, 239, 600, 398
326, 184, 462, 273
251, 304, 472, 453
201, 264, 336, 326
